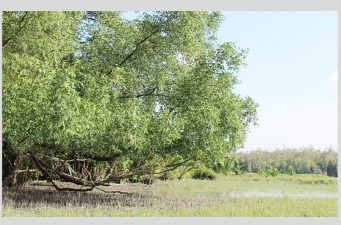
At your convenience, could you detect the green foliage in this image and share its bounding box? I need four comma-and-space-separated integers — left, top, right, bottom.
192, 167, 217, 180
234, 147, 337, 177
266, 168, 279, 177
158, 171, 175, 181
128, 175, 155, 184
3, 12, 257, 178
326, 161, 337, 177
211, 155, 241, 175
288, 165, 296, 176
257, 168, 265, 176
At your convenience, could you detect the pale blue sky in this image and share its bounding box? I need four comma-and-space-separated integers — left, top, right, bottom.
217, 12, 337, 151
122, 11, 337, 151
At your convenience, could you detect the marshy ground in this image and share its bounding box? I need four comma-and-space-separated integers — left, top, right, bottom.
2, 173, 337, 217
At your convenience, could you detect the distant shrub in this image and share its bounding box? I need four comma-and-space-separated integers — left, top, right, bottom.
158, 172, 172, 180
266, 168, 279, 177
158, 170, 180, 181
288, 165, 296, 176
234, 148, 337, 177
327, 162, 337, 177
128, 175, 155, 184
257, 168, 266, 176
232, 164, 244, 175
212, 156, 240, 175
192, 168, 217, 180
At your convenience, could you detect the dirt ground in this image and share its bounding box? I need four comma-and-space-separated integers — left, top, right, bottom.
2, 180, 225, 210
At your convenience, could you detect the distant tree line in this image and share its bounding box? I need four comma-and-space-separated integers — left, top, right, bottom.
233, 147, 337, 177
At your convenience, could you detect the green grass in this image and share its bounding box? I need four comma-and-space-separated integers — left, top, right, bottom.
2, 173, 337, 217
151, 173, 337, 197
3, 198, 336, 217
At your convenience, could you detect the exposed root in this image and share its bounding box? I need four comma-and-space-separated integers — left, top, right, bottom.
94, 186, 134, 195
51, 180, 95, 192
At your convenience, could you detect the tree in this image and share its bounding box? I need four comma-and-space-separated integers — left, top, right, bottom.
2, 11, 257, 191
234, 147, 337, 177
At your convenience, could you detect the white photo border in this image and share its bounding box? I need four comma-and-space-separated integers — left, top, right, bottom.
0, 0, 339, 224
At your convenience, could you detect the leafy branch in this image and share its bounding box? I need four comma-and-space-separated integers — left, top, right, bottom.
2, 12, 29, 47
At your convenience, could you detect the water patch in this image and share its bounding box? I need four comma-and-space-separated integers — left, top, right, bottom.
228, 191, 337, 199
287, 192, 337, 198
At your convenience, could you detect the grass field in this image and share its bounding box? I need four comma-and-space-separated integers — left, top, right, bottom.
2, 173, 337, 217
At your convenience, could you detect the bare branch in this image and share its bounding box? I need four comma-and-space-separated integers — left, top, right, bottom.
118, 87, 158, 99
88, 153, 121, 162
30, 154, 95, 186
51, 180, 95, 192
153, 157, 196, 175
95, 186, 132, 195
106, 29, 160, 76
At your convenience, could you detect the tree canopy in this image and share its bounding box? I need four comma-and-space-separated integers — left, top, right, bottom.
2, 11, 257, 189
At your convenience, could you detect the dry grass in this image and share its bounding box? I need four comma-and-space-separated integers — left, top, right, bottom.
2, 181, 225, 212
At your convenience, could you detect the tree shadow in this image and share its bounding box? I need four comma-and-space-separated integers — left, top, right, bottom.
2, 183, 222, 211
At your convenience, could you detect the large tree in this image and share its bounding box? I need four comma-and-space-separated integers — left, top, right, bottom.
2, 11, 257, 190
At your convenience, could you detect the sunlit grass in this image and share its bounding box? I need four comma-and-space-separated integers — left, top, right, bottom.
3, 198, 336, 217
2, 173, 337, 217
151, 173, 337, 197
